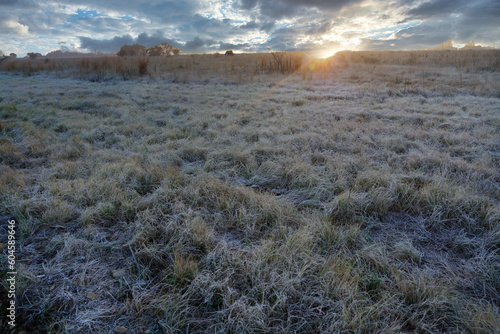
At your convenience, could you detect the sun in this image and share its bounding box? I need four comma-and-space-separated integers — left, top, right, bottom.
315, 38, 362, 58
316, 47, 342, 59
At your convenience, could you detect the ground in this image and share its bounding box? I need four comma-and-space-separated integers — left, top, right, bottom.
0, 55, 499, 333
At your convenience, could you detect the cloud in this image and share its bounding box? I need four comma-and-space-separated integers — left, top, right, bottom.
0, 0, 21, 5
0, 0, 37, 8
240, 21, 259, 30
240, 0, 258, 10
218, 41, 251, 51
359, 19, 454, 50
4, 19, 29, 35
190, 14, 234, 36
405, 0, 469, 19
395, 0, 500, 48
184, 36, 208, 51
79, 34, 135, 53
79, 32, 185, 53
136, 32, 181, 48
235, 0, 365, 19
0, 14, 29, 35
306, 20, 332, 36
79, 32, 259, 54
1, 0, 499, 57
136, 1, 199, 24
63, 16, 131, 35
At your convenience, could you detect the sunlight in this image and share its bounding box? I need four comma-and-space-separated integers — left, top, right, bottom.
315, 37, 362, 58
316, 47, 342, 59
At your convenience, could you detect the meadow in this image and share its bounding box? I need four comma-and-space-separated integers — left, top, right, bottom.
0, 50, 499, 333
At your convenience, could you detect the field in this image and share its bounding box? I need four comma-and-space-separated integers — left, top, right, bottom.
0, 51, 499, 333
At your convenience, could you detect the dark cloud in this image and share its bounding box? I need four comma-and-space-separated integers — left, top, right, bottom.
79, 34, 135, 53
258, 1, 298, 19
240, 21, 258, 30
0, 0, 19, 5
190, 14, 234, 36
260, 21, 275, 32
265, 36, 297, 52
397, 0, 418, 5
241, 0, 258, 10
405, 0, 469, 19
236, 0, 365, 19
389, 0, 500, 49
138, 1, 198, 24
359, 19, 455, 51
136, 32, 181, 48
183, 36, 207, 51
459, 1, 500, 27
0, 0, 36, 7
79, 32, 182, 53
403, 0, 500, 31
306, 21, 332, 36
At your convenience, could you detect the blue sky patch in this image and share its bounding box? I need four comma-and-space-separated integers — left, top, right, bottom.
63, 8, 106, 29
74, 9, 104, 18
369, 21, 420, 40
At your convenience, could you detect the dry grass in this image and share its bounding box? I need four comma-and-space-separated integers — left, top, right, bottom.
0, 52, 307, 83
0, 51, 499, 333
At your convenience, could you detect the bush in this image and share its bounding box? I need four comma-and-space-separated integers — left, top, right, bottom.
136, 58, 149, 76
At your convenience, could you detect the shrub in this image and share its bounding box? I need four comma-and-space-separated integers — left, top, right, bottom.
136, 57, 149, 76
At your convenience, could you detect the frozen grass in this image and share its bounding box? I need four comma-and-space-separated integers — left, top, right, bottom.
0, 52, 499, 332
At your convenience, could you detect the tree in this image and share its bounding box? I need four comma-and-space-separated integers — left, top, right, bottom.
147, 45, 163, 56
225, 50, 234, 56
147, 42, 179, 56
46, 50, 64, 58
117, 44, 147, 57
159, 42, 174, 55
268, 48, 287, 72
0, 50, 7, 63
27, 52, 42, 59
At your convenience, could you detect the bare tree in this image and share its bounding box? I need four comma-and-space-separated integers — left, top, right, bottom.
0, 50, 8, 63
268, 48, 287, 72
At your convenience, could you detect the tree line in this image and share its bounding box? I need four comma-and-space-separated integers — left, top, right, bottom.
117, 43, 181, 57
0, 42, 181, 62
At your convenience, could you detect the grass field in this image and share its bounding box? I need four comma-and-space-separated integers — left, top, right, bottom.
0, 51, 499, 333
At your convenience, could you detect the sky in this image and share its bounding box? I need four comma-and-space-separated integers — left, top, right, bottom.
1, 0, 499, 58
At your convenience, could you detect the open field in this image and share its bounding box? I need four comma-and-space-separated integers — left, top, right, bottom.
1, 51, 500, 333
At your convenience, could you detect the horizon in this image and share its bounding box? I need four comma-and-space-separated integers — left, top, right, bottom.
4, 39, 498, 60
1, 1, 499, 58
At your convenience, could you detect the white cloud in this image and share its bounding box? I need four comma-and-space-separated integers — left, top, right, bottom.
4, 19, 30, 35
